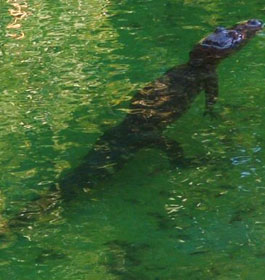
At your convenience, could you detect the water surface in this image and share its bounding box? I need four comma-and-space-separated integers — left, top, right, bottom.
0, 0, 265, 279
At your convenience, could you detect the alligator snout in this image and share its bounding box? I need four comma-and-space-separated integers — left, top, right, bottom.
200, 19, 263, 50
246, 19, 263, 28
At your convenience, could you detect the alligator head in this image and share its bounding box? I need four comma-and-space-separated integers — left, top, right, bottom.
189, 19, 263, 66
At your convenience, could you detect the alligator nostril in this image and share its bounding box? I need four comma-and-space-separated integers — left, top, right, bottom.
247, 19, 262, 26
215, 26, 226, 33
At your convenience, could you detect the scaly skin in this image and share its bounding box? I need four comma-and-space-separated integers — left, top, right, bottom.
57, 19, 263, 199
4, 19, 262, 231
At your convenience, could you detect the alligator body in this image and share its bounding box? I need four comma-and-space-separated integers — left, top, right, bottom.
58, 19, 263, 198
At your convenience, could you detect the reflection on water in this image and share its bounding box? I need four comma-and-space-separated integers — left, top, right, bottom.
6, 0, 29, 39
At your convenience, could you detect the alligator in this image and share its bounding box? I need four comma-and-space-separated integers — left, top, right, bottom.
2, 18, 263, 258
56, 19, 263, 199
3, 19, 263, 230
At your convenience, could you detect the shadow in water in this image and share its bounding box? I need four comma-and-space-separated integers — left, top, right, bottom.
56, 19, 263, 199
1, 19, 263, 279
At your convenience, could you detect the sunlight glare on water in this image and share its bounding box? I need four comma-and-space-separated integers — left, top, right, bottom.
0, 0, 265, 279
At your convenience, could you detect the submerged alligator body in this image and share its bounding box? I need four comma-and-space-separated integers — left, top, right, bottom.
59, 19, 263, 198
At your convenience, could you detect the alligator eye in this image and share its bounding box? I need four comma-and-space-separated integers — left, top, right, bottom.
228, 31, 237, 39
202, 39, 211, 45
215, 26, 226, 33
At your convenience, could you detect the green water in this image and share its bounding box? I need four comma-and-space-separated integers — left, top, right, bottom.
0, 0, 265, 279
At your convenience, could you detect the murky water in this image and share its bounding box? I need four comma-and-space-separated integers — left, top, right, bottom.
0, 0, 265, 279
